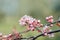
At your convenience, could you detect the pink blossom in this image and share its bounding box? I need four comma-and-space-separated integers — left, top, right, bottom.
42, 26, 54, 37
19, 15, 43, 31
42, 26, 50, 33
46, 16, 54, 23
19, 15, 34, 26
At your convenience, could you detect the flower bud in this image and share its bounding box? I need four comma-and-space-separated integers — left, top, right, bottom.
46, 16, 53, 23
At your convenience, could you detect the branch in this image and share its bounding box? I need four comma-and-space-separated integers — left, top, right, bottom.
32, 29, 60, 40
14, 29, 60, 40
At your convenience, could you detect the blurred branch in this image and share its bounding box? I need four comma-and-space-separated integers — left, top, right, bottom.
33, 29, 60, 40
14, 29, 60, 40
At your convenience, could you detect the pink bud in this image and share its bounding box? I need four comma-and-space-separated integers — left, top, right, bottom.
44, 33, 48, 36
49, 16, 53, 19
48, 19, 53, 23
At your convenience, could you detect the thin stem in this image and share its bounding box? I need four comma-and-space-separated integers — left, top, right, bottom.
32, 29, 60, 40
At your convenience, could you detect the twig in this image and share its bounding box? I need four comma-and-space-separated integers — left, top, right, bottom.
32, 29, 60, 40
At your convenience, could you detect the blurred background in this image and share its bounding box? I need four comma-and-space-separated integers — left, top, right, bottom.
0, 0, 60, 40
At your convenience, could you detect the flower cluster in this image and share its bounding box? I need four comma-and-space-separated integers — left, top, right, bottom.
19, 15, 56, 38
19, 15, 43, 31
0, 27, 21, 40
46, 16, 53, 23
42, 16, 54, 37
46, 16, 54, 27
42, 26, 54, 37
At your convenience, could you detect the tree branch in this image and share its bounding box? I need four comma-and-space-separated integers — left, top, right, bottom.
32, 29, 60, 40
14, 29, 60, 40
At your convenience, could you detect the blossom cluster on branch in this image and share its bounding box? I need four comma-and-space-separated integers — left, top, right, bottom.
19, 15, 60, 38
